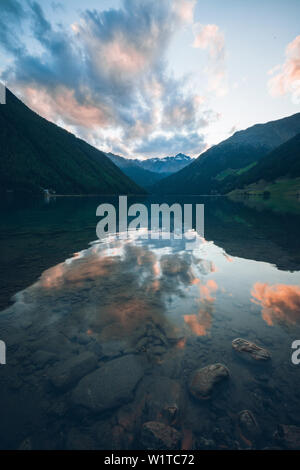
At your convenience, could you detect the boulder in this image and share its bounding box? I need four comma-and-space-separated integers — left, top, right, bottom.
135, 375, 182, 424
18, 437, 33, 450
232, 338, 271, 361
274, 424, 300, 450
66, 428, 97, 450
141, 421, 181, 450
49, 351, 98, 390
71, 354, 144, 412
31, 350, 58, 369
238, 410, 261, 445
189, 363, 229, 399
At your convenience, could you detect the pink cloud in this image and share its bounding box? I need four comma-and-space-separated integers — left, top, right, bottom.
268, 35, 300, 104
24, 86, 110, 129
173, 0, 196, 24
193, 24, 224, 59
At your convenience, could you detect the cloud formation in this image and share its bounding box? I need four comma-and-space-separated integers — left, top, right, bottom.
193, 23, 228, 97
0, 0, 219, 157
268, 35, 300, 105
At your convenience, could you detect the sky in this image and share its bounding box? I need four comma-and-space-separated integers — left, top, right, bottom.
0, 0, 299, 159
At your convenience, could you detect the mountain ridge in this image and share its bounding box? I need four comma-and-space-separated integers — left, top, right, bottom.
106, 152, 192, 188
0, 88, 145, 195
226, 132, 300, 194
151, 112, 300, 195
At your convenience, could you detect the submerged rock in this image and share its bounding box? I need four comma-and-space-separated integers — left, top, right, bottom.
141, 421, 181, 450
66, 428, 97, 450
232, 338, 271, 361
274, 424, 300, 450
101, 340, 127, 359
162, 405, 178, 425
135, 375, 182, 424
31, 350, 58, 369
18, 437, 33, 450
49, 351, 98, 390
189, 363, 229, 400
71, 354, 144, 412
238, 410, 261, 446
197, 437, 216, 450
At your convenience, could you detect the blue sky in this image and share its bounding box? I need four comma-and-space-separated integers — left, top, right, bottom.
0, 0, 299, 158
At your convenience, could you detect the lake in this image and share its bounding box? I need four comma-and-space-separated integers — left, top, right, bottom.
0, 194, 300, 450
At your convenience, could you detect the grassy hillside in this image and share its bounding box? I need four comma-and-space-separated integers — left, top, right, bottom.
0, 89, 145, 195
151, 112, 300, 195
225, 132, 300, 193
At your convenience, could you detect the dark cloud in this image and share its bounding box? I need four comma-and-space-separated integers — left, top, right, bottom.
0, 0, 27, 54
135, 132, 207, 157
0, 0, 214, 157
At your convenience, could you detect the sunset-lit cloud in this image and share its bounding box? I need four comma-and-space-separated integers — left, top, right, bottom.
251, 282, 300, 326
1, 0, 298, 157
268, 35, 300, 105
172, 0, 197, 25
24, 86, 111, 128
0, 0, 211, 158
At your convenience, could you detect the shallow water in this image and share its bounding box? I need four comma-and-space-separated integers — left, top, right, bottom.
0, 195, 300, 450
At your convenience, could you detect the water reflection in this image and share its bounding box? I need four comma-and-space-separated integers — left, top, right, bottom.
184, 280, 218, 336
1, 196, 300, 449
252, 282, 300, 327
5, 231, 218, 348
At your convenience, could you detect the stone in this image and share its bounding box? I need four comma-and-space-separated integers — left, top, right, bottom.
101, 340, 126, 359
197, 437, 216, 450
189, 363, 229, 399
18, 437, 33, 450
32, 350, 57, 369
49, 351, 98, 390
161, 405, 178, 425
274, 424, 300, 450
238, 410, 261, 445
48, 400, 68, 417
141, 421, 181, 450
163, 326, 184, 344
71, 354, 144, 412
232, 338, 271, 361
150, 345, 167, 356
66, 428, 97, 450
135, 375, 182, 424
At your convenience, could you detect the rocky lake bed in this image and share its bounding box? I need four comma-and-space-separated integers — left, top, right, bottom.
1, 228, 300, 450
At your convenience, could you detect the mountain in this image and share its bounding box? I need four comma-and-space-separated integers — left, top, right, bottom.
226, 132, 300, 195
107, 152, 192, 188
140, 153, 193, 174
106, 153, 166, 188
0, 88, 144, 195
106, 152, 192, 188
151, 113, 300, 195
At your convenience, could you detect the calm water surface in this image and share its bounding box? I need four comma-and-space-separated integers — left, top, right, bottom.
0, 195, 300, 450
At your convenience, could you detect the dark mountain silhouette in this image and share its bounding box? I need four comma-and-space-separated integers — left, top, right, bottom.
106, 152, 192, 188
0, 88, 145, 195
106, 153, 166, 188
224, 132, 300, 193
151, 113, 300, 195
